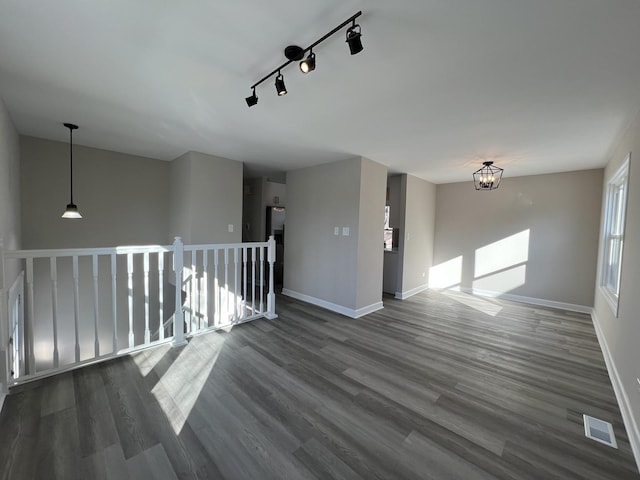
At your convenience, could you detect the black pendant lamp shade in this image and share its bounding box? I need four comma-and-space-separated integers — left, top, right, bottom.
61, 123, 82, 218
473, 161, 504, 191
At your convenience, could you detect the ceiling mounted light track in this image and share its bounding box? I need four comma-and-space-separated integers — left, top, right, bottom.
245, 11, 363, 107
473, 161, 504, 191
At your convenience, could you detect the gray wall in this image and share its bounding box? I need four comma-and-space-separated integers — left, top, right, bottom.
593, 110, 640, 459
383, 175, 402, 294
169, 152, 192, 243
396, 174, 436, 296
0, 98, 21, 391
169, 151, 242, 244
355, 158, 387, 309
0, 99, 21, 282
433, 169, 603, 307
21, 136, 170, 248
284, 157, 386, 316
242, 177, 286, 243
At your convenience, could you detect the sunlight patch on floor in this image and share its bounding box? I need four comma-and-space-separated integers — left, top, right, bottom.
442, 290, 503, 317
148, 337, 225, 434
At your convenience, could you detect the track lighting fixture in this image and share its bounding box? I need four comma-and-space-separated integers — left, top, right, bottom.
346, 22, 363, 55
300, 51, 316, 74
245, 88, 258, 107
245, 11, 363, 107
275, 72, 287, 96
473, 161, 504, 191
61, 123, 82, 219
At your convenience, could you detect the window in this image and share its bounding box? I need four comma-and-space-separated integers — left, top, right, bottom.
600, 154, 630, 316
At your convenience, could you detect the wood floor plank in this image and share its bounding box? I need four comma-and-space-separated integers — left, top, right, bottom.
0, 290, 638, 479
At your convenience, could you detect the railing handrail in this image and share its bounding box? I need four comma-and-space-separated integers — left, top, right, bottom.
183, 241, 270, 251
5, 245, 173, 259
5, 240, 272, 259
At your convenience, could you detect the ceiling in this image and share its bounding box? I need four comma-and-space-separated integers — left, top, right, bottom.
2, 0, 640, 184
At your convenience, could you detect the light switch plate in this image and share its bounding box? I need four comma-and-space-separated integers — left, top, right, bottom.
228, 224, 234, 232
342, 227, 350, 236
334, 227, 339, 236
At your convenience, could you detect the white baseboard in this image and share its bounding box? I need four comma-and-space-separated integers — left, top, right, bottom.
282, 289, 383, 319
395, 283, 429, 300
591, 310, 640, 473
459, 287, 591, 314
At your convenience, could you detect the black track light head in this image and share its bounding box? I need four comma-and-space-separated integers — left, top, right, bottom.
275, 73, 287, 96
346, 23, 363, 55
300, 51, 316, 74
245, 89, 258, 107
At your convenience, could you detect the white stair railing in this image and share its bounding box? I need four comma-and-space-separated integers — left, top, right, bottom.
0, 236, 277, 385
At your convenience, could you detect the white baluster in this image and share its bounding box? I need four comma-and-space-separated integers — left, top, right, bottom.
266, 236, 277, 319
50, 257, 59, 368
92, 254, 100, 357
72, 256, 81, 362
127, 253, 134, 348
259, 245, 265, 314
26, 258, 35, 373
191, 250, 197, 332
111, 253, 118, 353
251, 247, 256, 316
143, 252, 150, 344
224, 248, 229, 323
234, 247, 239, 321
172, 237, 187, 347
242, 247, 248, 319
158, 252, 164, 341
203, 250, 209, 328
214, 249, 220, 326
185, 253, 191, 332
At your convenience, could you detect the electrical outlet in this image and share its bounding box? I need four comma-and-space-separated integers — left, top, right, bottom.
342, 227, 350, 236
228, 224, 234, 233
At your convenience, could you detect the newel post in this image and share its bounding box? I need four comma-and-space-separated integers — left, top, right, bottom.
265, 235, 278, 320
172, 236, 187, 347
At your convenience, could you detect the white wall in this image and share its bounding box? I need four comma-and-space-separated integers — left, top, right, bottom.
284, 157, 386, 317
0, 98, 21, 392
396, 175, 436, 298
593, 110, 640, 466
21, 136, 170, 248
169, 151, 242, 244
433, 169, 603, 308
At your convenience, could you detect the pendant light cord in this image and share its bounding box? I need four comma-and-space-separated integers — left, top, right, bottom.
69, 126, 74, 204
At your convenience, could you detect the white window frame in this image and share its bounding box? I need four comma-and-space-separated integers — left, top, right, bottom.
599, 154, 630, 317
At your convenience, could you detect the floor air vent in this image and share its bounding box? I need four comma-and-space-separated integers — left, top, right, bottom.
583, 414, 617, 448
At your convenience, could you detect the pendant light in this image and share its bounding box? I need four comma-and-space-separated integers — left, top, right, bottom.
473, 161, 504, 191
61, 123, 82, 218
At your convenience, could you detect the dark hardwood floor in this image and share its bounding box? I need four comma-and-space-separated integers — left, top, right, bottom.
1, 290, 638, 479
